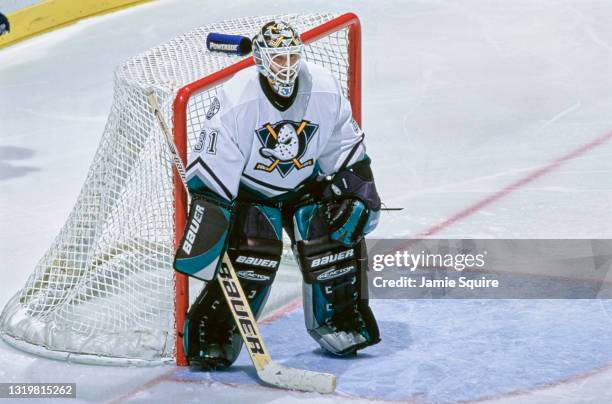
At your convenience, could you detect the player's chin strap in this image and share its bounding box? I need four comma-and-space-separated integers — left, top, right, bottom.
146, 90, 335, 394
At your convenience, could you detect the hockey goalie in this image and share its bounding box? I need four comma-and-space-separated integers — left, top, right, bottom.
174, 21, 382, 369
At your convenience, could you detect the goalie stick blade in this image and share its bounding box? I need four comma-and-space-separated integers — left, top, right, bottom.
258, 362, 336, 394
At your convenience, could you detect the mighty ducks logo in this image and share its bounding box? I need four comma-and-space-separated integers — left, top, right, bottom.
254, 120, 318, 177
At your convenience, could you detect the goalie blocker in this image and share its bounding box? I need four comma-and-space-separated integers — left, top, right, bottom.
174, 195, 232, 281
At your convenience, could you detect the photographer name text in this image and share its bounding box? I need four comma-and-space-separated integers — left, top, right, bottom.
372, 276, 499, 289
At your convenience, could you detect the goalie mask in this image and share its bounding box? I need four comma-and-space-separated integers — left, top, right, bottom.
253, 21, 303, 98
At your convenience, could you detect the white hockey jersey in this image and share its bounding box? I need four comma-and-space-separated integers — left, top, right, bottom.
186, 61, 365, 201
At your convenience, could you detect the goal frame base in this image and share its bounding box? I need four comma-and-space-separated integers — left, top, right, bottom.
0, 332, 174, 366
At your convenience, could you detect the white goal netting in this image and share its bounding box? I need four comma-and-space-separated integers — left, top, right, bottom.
0, 12, 355, 365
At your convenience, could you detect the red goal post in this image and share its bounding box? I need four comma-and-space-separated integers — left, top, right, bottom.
171, 12, 362, 365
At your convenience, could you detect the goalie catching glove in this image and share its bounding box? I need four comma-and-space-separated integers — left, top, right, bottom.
322, 157, 381, 246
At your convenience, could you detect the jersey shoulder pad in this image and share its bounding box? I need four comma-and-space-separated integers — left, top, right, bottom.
219, 66, 260, 111
303, 61, 342, 96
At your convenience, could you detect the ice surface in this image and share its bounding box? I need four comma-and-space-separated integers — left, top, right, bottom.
199, 299, 612, 402
1, 0, 612, 402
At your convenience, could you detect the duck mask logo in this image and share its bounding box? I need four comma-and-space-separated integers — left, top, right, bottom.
254, 120, 318, 177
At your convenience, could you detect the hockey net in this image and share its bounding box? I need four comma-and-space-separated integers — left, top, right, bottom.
0, 12, 361, 365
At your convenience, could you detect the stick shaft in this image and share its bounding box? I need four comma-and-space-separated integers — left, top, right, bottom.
147, 92, 189, 193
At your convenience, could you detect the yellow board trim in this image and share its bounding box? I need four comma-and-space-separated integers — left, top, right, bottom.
0, 0, 151, 49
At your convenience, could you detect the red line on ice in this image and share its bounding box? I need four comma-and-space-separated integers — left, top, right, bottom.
414, 130, 612, 237
260, 297, 302, 324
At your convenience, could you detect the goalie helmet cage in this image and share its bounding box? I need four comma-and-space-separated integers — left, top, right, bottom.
0, 12, 361, 366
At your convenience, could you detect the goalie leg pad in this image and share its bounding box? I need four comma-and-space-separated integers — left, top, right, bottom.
184, 203, 283, 369
228, 203, 283, 318
293, 203, 380, 356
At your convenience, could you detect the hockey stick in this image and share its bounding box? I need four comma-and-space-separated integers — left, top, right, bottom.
146, 90, 336, 394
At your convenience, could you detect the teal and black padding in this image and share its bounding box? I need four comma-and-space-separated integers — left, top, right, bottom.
320, 157, 382, 246
173, 195, 232, 281
184, 203, 283, 369
328, 199, 378, 246
183, 280, 244, 370
228, 203, 283, 319
292, 203, 380, 356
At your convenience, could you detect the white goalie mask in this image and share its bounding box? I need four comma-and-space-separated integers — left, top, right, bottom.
252, 21, 303, 98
